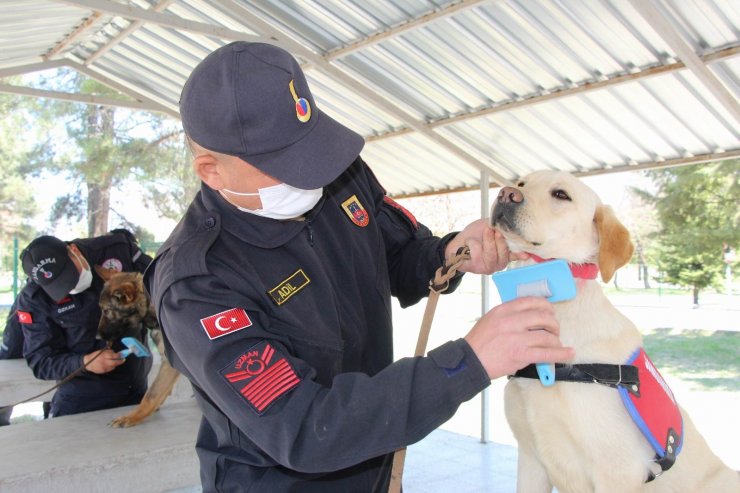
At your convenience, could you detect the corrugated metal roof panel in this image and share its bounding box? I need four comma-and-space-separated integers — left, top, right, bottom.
0, 0, 737, 196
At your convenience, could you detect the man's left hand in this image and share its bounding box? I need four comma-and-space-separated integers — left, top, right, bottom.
444, 219, 526, 274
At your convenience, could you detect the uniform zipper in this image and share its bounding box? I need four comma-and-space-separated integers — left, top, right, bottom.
306, 218, 314, 247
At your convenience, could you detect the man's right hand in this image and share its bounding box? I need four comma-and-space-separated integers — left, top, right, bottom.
464, 297, 575, 380
83, 348, 125, 374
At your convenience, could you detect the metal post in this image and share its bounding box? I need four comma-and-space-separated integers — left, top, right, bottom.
480, 170, 491, 443
12, 236, 19, 299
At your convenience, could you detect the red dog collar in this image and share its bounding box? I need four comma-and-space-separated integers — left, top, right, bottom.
527, 253, 599, 280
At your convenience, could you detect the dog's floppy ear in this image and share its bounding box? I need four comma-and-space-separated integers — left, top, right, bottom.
594, 205, 634, 283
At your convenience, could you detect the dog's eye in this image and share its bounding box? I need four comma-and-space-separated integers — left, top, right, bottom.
517, 181, 525, 187
552, 189, 571, 201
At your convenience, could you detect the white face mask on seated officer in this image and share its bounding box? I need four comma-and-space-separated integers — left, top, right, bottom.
221, 182, 323, 220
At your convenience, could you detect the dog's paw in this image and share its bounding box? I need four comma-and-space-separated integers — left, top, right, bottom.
108, 414, 142, 428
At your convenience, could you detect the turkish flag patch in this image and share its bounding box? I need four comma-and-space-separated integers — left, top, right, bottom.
220, 341, 301, 415
200, 308, 252, 340
17, 311, 33, 324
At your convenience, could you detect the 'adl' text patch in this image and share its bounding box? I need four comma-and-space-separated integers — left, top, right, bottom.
268, 269, 310, 305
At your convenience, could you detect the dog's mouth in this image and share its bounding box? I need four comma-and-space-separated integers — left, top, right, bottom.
492, 208, 543, 248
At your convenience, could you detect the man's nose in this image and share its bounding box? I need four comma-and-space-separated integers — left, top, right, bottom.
497, 186, 524, 204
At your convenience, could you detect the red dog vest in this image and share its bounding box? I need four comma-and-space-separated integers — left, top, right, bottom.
618, 348, 683, 471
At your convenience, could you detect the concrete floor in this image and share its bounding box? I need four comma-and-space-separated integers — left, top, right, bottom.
166, 429, 519, 493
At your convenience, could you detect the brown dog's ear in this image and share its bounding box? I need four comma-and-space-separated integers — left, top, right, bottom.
95, 265, 119, 281
594, 205, 634, 283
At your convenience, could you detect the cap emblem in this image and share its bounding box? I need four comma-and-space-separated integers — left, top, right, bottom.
31, 258, 57, 282
289, 79, 311, 123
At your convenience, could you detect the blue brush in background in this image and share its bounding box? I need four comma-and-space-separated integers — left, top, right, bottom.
119, 337, 151, 358
492, 259, 577, 386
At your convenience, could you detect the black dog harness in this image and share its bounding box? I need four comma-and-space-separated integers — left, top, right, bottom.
513, 359, 681, 482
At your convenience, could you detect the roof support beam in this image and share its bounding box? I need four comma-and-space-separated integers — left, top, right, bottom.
213, 0, 512, 186
366, 45, 740, 142
53, 0, 265, 43
393, 149, 740, 198
0, 83, 163, 112
326, 0, 486, 59
629, 0, 740, 125
85, 0, 177, 65
67, 60, 179, 118
0, 60, 69, 78
44, 11, 103, 60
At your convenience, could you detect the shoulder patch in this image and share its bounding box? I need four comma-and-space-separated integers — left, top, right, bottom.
17, 311, 33, 324
101, 258, 123, 272
383, 196, 419, 230
341, 195, 370, 227
220, 341, 301, 415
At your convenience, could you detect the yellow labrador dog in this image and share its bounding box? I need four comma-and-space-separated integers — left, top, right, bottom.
492, 170, 738, 493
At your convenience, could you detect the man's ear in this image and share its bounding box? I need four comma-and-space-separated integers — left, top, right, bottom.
193, 154, 225, 190
594, 205, 634, 283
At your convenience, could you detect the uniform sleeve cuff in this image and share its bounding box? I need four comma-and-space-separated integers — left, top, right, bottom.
428, 339, 489, 393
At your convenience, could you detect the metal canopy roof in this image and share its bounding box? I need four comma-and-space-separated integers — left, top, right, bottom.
1, 0, 739, 196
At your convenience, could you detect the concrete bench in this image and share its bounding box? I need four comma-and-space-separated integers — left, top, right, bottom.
0, 353, 193, 407
0, 399, 201, 492
0, 355, 200, 492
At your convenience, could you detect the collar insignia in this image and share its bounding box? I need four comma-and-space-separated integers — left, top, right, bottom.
341, 195, 369, 227
268, 269, 311, 306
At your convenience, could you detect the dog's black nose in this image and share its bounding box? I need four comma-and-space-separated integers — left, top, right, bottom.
497, 186, 524, 204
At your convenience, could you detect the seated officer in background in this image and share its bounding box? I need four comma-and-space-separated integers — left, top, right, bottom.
14, 230, 153, 417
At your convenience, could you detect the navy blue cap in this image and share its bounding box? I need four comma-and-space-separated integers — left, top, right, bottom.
21, 236, 79, 301
180, 42, 365, 189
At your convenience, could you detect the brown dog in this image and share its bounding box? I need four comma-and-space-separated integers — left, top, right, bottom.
492, 170, 739, 492
96, 266, 180, 427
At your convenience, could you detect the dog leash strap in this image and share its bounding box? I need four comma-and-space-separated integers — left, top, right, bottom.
0, 343, 111, 412
388, 246, 470, 493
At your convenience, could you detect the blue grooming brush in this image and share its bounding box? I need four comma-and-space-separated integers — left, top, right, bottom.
492, 259, 576, 386
119, 337, 151, 358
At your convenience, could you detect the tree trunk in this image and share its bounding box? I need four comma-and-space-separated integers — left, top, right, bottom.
87, 181, 110, 236
642, 264, 651, 289
85, 104, 115, 236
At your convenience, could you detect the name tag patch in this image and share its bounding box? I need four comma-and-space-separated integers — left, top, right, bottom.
220, 341, 301, 415
268, 269, 310, 305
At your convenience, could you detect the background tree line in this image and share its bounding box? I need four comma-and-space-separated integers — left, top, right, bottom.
1, 69, 738, 305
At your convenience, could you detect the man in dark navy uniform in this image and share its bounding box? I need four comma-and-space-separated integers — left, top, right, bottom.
14, 231, 152, 417
147, 42, 574, 492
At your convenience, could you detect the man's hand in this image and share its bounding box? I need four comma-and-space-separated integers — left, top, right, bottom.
445, 219, 527, 274
83, 348, 125, 374
464, 297, 574, 380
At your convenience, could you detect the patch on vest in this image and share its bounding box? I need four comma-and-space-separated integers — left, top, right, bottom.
220, 341, 301, 415
618, 348, 683, 462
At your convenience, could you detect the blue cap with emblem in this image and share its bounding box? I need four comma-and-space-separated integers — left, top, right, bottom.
180, 42, 365, 189
20, 236, 79, 301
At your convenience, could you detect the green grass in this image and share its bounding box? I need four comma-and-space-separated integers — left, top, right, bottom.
642, 329, 739, 392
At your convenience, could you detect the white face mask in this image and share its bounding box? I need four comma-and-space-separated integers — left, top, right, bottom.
69, 250, 93, 295
222, 183, 323, 220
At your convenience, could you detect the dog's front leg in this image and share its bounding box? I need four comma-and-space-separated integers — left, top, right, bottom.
516, 447, 552, 493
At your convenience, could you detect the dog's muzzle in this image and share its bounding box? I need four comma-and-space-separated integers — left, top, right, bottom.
491, 186, 524, 232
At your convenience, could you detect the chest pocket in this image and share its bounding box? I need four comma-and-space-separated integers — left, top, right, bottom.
54, 292, 101, 350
